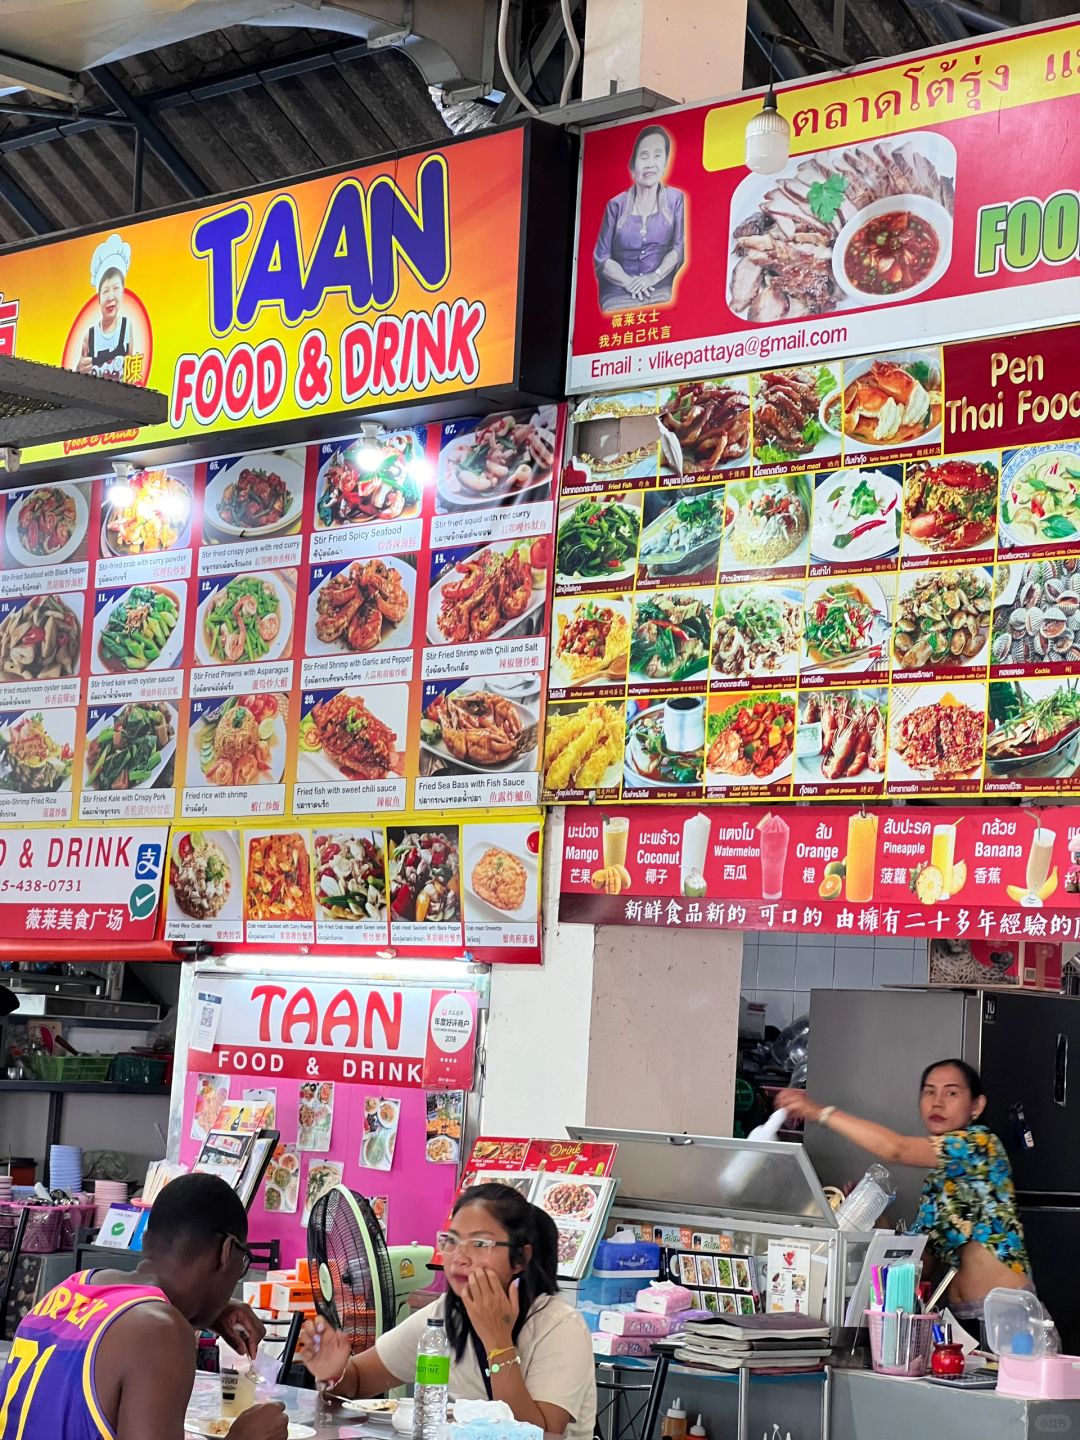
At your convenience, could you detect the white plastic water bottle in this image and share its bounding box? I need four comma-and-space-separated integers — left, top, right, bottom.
413, 1317, 451, 1440
835, 1163, 894, 1231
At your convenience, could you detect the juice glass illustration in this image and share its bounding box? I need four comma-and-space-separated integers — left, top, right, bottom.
1023, 827, 1055, 907
930, 823, 956, 899
681, 811, 711, 893
603, 816, 629, 871
845, 811, 878, 903
759, 814, 790, 900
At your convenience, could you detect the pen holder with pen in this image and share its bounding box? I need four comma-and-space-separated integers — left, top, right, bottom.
866, 1311, 941, 1377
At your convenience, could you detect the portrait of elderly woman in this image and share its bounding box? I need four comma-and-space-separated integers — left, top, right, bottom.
593, 125, 686, 314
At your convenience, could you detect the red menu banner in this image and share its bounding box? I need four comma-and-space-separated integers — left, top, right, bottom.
568, 20, 1080, 390
461, 1136, 619, 1183
559, 804, 1080, 942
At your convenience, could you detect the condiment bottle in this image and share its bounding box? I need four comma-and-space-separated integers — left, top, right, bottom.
689, 1415, 708, 1440
661, 1398, 688, 1440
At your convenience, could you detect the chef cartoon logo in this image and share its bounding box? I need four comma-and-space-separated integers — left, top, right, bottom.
62, 232, 154, 385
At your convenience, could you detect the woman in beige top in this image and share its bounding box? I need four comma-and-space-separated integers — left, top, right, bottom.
299, 1184, 596, 1440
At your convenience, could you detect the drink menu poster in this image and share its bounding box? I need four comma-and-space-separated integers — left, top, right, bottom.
0, 406, 559, 827
559, 803, 1080, 943
544, 326, 1080, 805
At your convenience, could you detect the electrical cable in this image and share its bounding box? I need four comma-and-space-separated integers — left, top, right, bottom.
558, 0, 582, 109
497, 0, 540, 117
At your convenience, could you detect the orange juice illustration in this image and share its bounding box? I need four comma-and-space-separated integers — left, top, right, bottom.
845, 811, 878, 903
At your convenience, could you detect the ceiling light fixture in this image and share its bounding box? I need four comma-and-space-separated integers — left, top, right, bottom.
745, 39, 790, 175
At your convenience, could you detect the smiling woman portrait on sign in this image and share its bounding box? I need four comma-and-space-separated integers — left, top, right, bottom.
593, 125, 687, 314
779, 1058, 1034, 1317
299, 1183, 596, 1438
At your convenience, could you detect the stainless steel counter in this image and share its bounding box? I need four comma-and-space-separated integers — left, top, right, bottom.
830, 1367, 1080, 1440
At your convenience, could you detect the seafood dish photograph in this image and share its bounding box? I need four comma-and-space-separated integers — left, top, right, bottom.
427, 539, 547, 645
315, 431, 425, 528
542, 699, 624, 795
795, 688, 887, 786
628, 590, 712, 686
985, 677, 1080, 783
711, 584, 803, 682
168, 830, 241, 923
245, 831, 314, 923
464, 834, 538, 921
537, 1176, 604, 1221
892, 567, 992, 672
555, 494, 642, 587
387, 828, 460, 924
638, 487, 729, 582
91, 583, 185, 675
837, 351, 943, 452
721, 476, 812, 572
888, 683, 986, 782
420, 680, 539, 775
624, 696, 707, 790
0, 708, 76, 793
186, 693, 287, 788
571, 413, 661, 482
901, 454, 999, 556
810, 467, 902, 565
726, 130, 956, 323
801, 575, 891, 677
102, 467, 192, 556
658, 379, 751, 474
0, 593, 82, 683
202, 449, 306, 538
297, 686, 407, 783
307, 557, 415, 655
5, 483, 89, 566
706, 692, 796, 787
551, 597, 631, 689
751, 366, 841, 466
314, 831, 387, 925
999, 444, 1080, 550
991, 557, 1080, 667
436, 407, 557, 510
84, 701, 176, 792
195, 570, 295, 667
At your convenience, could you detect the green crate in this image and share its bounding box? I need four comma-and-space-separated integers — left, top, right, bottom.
109, 1055, 167, 1086
29, 1055, 112, 1083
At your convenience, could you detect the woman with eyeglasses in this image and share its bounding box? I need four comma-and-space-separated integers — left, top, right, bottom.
298, 1183, 596, 1438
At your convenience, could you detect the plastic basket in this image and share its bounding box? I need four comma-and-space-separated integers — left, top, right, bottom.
60, 1200, 97, 1250
109, 1055, 167, 1086
0, 1203, 67, 1254
867, 1310, 941, 1377
29, 1055, 111, 1083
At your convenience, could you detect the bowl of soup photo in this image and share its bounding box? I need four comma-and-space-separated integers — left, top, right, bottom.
832, 195, 952, 306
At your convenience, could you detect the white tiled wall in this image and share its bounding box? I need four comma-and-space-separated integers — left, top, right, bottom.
742, 930, 925, 1030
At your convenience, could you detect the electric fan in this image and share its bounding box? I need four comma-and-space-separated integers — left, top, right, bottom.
308, 1186, 434, 1350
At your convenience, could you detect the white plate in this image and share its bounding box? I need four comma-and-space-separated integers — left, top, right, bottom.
811, 470, 903, 564
623, 702, 704, 789
426, 545, 545, 646
801, 574, 891, 675
102, 474, 193, 558
169, 829, 243, 922
297, 687, 408, 783
0, 707, 76, 792
437, 415, 555, 511
420, 688, 537, 775
999, 445, 1080, 551
305, 558, 417, 656
92, 585, 186, 675
194, 571, 294, 667
555, 496, 641, 587
463, 838, 538, 922
185, 706, 287, 787
841, 350, 943, 453
203, 453, 306, 538
832, 194, 953, 307
5, 484, 88, 567
84, 701, 177, 792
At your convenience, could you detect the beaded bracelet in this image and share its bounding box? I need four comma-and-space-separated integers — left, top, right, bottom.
486, 1354, 522, 1378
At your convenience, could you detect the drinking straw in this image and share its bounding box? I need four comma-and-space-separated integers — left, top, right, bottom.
925, 1269, 957, 1315
870, 1266, 884, 1308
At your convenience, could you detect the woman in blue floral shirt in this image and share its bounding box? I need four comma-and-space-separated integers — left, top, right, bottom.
779, 1059, 1033, 1310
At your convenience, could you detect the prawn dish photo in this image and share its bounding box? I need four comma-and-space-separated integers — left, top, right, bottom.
553, 600, 630, 686
902, 457, 998, 553
192, 693, 285, 787
299, 692, 403, 782
421, 686, 537, 770
841, 354, 943, 449
432, 544, 539, 643
438, 409, 557, 506
312, 559, 412, 653
197, 573, 292, 666
797, 690, 887, 783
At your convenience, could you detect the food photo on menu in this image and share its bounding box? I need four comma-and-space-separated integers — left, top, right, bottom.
91, 581, 185, 674
991, 557, 1080, 669
542, 698, 624, 798
985, 677, 1080, 790
839, 350, 944, 458
436, 408, 557, 512
999, 443, 1080, 553
186, 693, 288, 789
84, 700, 177, 793
810, 466, 902, 569
627, 590, 712, 688
168, 830, 241, 926
623, 694, 707, 796
637, 486, 727, 587
0, 592, 83, 685
4, 481, 91, 567
427, 538, 548, 646
750, 365, 842, 469
297, 1081, 334, 1152
794, 687, 887, 790
463, 823, 540, 926
721, 474, 813, 578
0, 708, 76, 796
726, 130, 956, 323
314, 430, 426, 529
533, 1173, 616, 1279
706, 691, 796, 793
387, 826, 460, 927
361, 1097, 400, 1172
194, 569, 296, 668
101, 465, 193, 556
419, 678, 541, 779
312, 830, 388, 927
887, 682, 987, 789
296, 685, 407, 785
711, 583, 802, 685
570, 407, 661, 485
900, 454, 999, 559
201, 448, 307, 543
245, 831, 314, 926
800, 573, 893, 682
657, 377, 751, 478
891, 567, 992, 675
262, 1143, 301, 1214
550, 596, 631, 692
555, 491, 643, 589
426, 1092, 464, 1166
307, 557, 416, 655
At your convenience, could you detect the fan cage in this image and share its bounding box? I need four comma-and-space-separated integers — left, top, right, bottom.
309, 1187, 397, 1351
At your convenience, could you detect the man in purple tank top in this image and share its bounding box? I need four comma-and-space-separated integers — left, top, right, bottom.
0, 1173, 287, 1440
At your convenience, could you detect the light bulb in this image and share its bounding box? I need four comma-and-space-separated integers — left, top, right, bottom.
745, 94, 790, 175
356, 447, 383, 472
107, 483, 135, 509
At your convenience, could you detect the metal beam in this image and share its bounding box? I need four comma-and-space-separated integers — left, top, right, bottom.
746, 0, 808, 82
88, 65, 207, 199
0, 53, 83, 105
0, 162, 50, 234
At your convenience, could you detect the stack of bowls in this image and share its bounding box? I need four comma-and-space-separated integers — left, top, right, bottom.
93, 1180, 128, 1227
49, 1145, 83, 1195
0, 1174, 13, 1206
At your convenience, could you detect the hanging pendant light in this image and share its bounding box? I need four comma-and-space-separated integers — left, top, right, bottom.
745, 38, 791, 178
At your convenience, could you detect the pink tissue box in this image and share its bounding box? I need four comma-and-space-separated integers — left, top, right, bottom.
636, 1282, 693, 1316
998, 1355, 1080, 1400
598, 1311, 675, 1337
592, 1333, 657, 1358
